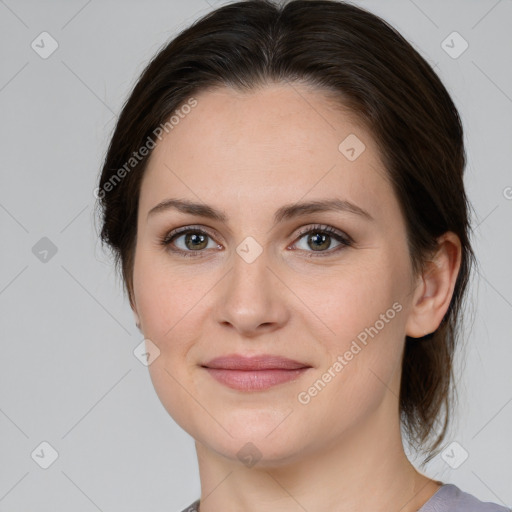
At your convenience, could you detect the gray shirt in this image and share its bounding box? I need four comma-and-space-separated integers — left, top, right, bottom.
179, 483, 511, 511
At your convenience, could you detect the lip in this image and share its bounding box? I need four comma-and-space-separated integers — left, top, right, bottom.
203, 354, 310, 370
201, 354, 312, 391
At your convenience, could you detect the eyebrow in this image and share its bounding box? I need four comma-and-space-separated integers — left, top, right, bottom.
147, 197, 374, 224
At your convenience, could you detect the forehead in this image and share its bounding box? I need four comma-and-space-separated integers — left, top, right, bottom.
140, 83, 393, 220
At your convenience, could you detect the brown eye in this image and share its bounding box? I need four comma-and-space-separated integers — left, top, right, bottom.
306, 232, 332, 251
181, 232, 209, 251
292, 225, 352, 256
161, 227, 220, 257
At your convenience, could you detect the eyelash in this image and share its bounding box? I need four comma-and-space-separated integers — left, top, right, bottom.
158, 224, 353, 259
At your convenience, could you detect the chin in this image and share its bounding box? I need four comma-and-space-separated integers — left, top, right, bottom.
202, 431, 308, 469
192, 409, 311, 466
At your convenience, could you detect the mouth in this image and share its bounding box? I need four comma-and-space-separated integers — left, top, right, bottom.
201, 354, 312, 391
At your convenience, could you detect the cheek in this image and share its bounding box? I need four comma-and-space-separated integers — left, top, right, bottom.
133, 249, 206, 338
133, 254, 207, 431
300, 259, 407, 402
132, 251, 220, 379
132, 253, 199, 413
296, 294, 406, 442
307, 258, 404, 345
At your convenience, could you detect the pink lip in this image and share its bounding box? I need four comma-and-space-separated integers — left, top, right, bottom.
202, 354, 311, 391
204, 354, 309, 370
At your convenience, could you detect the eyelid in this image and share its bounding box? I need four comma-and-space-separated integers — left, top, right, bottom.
292, 224, 354, 245
162, 224, 219, 243
163, 224, 351, 242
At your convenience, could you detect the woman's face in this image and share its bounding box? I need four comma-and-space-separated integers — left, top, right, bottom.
131, 83, 420, 464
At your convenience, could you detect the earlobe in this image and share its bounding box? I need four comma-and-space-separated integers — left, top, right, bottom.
405, 232, 462, 339
130, 294, 141, 331
133, 312, 141, 330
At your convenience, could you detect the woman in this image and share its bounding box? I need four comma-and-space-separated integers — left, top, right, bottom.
95, 1, 509, 510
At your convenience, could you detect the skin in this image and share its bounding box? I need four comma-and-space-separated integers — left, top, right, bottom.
130, 82, 462, 512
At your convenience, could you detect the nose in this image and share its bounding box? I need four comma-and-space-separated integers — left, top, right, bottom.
214, 244, 290, 337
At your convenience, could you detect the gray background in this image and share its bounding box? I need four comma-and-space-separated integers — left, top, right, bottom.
1, 0, 511, 510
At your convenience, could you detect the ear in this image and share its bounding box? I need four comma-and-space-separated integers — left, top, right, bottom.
405, 232, 462, 338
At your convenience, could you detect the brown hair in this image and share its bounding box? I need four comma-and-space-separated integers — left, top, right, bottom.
95, 0, 477, 461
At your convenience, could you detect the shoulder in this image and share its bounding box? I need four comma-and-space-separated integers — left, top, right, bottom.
420, 483, 510, 512
179, 499, 200, 512
179, 488, 511, 512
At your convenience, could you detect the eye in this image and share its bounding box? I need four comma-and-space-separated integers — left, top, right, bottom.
159, 226, 221, 258
290, 224, 353, 257
159, 224, 353, 259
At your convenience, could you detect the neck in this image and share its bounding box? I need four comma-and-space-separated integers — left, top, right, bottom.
194, 398, 441, 512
